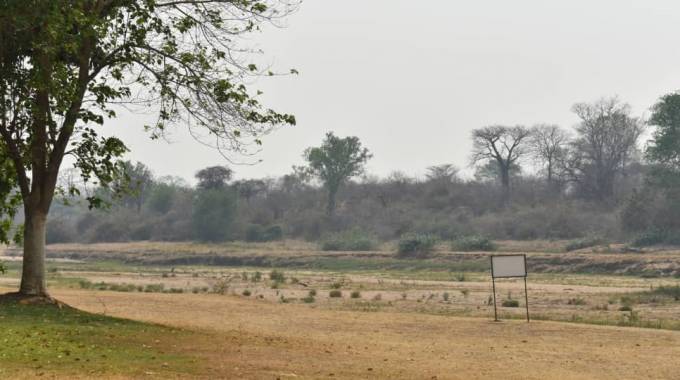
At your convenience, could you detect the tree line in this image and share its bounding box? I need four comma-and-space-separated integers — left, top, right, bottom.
46, 93, 680, 245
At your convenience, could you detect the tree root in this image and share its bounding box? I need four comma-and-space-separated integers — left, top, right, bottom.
0, 292, 69, 308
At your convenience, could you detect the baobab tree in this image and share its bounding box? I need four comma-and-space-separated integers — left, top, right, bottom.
0, 0, 299, 299
470, 125, 532, 204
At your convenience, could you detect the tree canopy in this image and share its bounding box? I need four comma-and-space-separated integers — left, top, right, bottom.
304, 132, 372, 216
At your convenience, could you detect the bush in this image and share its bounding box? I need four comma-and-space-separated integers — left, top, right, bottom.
502, 299, 519, 307
321, 228, 376, 251
451, 235, 496, 251
350, 291, 361, 299
565, 236, 604, 252
396, 233, 437, 258
242, 289, 252, 296
269, 270, 286, 283
631, 229, 680, 247
192, 188, 237, 242
329, 290, 342, 298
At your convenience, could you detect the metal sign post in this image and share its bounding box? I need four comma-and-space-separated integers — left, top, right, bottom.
490, 254, 530, 322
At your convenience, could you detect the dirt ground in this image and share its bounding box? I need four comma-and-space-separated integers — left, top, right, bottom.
53, 289, 680, 380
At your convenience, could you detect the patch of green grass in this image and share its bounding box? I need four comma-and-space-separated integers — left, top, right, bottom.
0, 301, 198, 378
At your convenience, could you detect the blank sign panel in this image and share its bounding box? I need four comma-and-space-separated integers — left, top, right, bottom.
491, 255, 526, 278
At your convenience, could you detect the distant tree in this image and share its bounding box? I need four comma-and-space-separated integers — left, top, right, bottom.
192, 188, 237, 242
196, 166, 233, 190
566, 97, 645, 200
425, 164, 459, 183
473, 159, 522, 183
114, 161, 153, 213
146, 181, 180, 215
470, 125, 532, 204
646, 92, 680, 193
529, 124, 570, 189
235, 179, 266, 204
304, 132, 372, 216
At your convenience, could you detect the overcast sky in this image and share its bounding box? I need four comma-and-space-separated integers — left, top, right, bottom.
103, 0, 680, 182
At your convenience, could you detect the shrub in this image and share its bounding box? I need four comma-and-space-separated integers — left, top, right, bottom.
321, 228, 376, 251
350, 291, 361, 299
144, 284, 165, 293
396, 233, 437, 258
460, 289, 470, 297
302, 295, 315, 303
242, 289, 252, 296
442, 292, 450, 301
308, 289, 317, 297
502, 299, 519, 307
565, 236, 604, 252
567, 297, 587, 305
330, 282, 343, 289
631, 229, 680, 247
329, 290, 342, 298
269, 270, 286, 283
451, 235, 496, 251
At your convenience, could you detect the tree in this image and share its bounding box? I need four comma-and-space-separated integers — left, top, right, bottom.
425, 164, 459, 183
235, 179, 266, 204
529, 124, 570, 189
196, 166, 233, 190
566, 97, 645, 200
470, 125, 531, 204
114, 161, 153, 212
192, 187, 238, 242
646, 92, 680, 192
304, 132, 372, 216
0, 1, 298, 298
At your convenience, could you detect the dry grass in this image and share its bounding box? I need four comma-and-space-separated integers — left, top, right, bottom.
48, 289, 680, 380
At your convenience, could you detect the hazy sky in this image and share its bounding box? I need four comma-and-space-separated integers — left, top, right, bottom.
103, 0, 680, 182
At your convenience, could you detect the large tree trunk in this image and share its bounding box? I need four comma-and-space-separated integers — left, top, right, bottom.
19, 207, 48, 296
326, 187, 337, 217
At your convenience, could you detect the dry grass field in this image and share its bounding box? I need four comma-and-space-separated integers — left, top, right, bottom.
2, 240, 680, 379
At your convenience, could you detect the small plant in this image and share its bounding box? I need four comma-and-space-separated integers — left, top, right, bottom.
442, 292, 450, 301
454, 273, 468, 282
396, 233, 437, 258
241, 272, 249, 281
251, 271, 262, 282
269, 270, 286, 283
460, 289, 470, 298
350, 291, 361, 299
619, 304, 633, 312
567, 297, 587, 306
401, 292, 407, 300
502, 299, 520, 307
242, 289, 252, 296
302, 295, 315, 303
290, 277, 300, 285
330, 282, 343, 289
212, 279, 229, 295
329, 290, 342, 298
144, 283, 165, 293
451, 235, 496, 252
270, 282, 280, 289
372, 293, 382, 301
309, 289, 317, 297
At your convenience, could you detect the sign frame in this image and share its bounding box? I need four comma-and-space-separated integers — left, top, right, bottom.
490, 254, 530, 322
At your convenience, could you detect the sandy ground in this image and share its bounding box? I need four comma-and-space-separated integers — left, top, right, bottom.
51, 289, 680, 380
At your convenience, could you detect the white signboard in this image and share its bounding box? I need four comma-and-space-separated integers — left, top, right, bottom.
491, 255, 527, 278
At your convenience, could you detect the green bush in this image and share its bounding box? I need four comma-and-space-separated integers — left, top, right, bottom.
396, 233, 437, 258
631, 229, 680, 247
329, 290, 342, 298
350, 291, 361, 299
321, 228, 376, 251
269, 270, 286, 283
502, 299, 519, 307
565, 236, 604, 252
451, 235, 496, 251
242, 289, 252, 296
